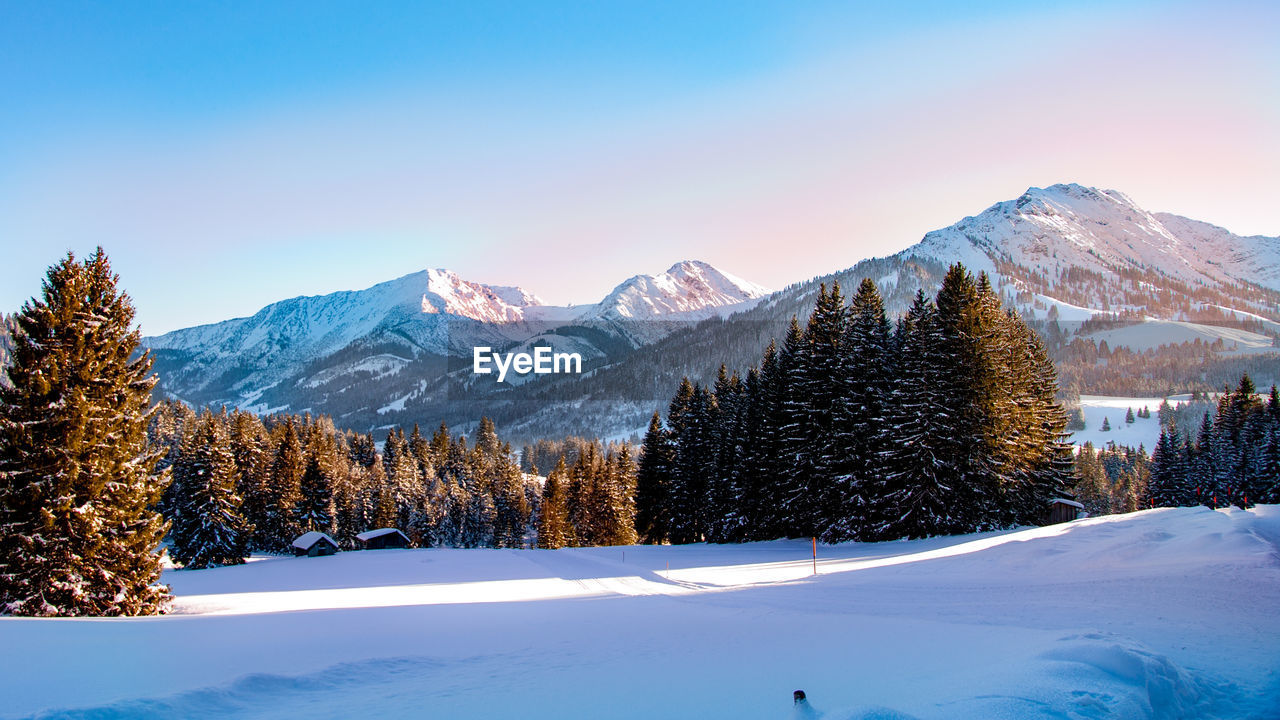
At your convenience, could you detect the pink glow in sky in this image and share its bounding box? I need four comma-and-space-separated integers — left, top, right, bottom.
0, 1, 1276, 334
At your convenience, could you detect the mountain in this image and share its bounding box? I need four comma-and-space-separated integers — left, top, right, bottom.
490, 184, 1280, 441
911, 184, 1280, 295
143, 260, 769, 416
129, 183, 1280, 442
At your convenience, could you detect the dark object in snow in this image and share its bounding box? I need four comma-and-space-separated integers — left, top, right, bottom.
292, 531, 340, 557
1043, 498, 1084, 525
791, 690, 818, 718
356, 528, 410, 550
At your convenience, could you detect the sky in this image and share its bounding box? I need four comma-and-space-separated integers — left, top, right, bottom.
1, 1, 1277, 334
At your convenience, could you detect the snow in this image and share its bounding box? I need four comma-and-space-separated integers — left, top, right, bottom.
1032, 293, 1100, 322
904, 183, 1280, 309
291, 531, 338, 551
1070, 395, 1167, 450
580, 259, 771, 322
1083, 319, 1275, 355
2, 505, 1277, 719
354, 528, 408, 542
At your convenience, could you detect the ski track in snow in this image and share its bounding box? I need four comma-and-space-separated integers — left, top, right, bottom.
3, 506, 1279, 720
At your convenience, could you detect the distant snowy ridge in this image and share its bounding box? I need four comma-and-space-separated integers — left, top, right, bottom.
910, 183, 1280, 293
143, 260, 771, 406
138, 184, 1280, 439
588, 260, 770, 320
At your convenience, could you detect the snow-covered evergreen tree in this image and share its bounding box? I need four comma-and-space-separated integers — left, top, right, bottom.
263, 420, 305, 552
636, 411, 674, 544
297, 454, 335, 534
824, 278, 891, 542
871, 291, 961, 538
537, 458, 571, 549
0, 249, 170, 616
170, 411, 250, 569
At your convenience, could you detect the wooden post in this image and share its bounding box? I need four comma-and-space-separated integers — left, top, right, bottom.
812, 537, 817, 575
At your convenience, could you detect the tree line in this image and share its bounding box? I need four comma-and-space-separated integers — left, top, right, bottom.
1147, 375, 1280, 509
635, 264, 1076, 545
153, 404, 641, 569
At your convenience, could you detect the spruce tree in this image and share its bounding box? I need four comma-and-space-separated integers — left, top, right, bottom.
170, 411, 250, 569
635, 412, 674, 544
774, 316, 812, 537
537, 458, 571, 549
264, 420, 306, 552
297, 454, 335, 534
731, 365, 769, 541
491, 452, 530, 548
0, 249, 170, 615
874, 291, 960, 539
1193, 413, 1216, 506
229, 410, 271, 550
825, 278, 890, 541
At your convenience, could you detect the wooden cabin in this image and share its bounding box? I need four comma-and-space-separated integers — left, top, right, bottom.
356, 528, 410, 550
292, 531, 340, 557
1044, 498, 1085, 525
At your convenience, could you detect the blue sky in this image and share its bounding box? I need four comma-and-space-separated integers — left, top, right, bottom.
2, 1, 1277, 333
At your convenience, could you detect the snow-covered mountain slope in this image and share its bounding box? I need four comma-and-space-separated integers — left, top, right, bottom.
144, 260, 771, 408
527, 185, 1280, 442
4, 506, 1277, 719
136, 183, 1279, 440
146, 268, 535, 362
910, 183, 1280, 294
587, 260, 769, 320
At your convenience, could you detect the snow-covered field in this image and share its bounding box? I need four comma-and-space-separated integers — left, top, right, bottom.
2, 506, 1278, 719
1071, 395, 1167, 451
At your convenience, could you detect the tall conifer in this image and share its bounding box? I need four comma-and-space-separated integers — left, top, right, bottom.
0, 249, 170, 615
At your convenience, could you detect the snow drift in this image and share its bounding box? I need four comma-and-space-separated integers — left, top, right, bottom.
2, 506, 1276, 719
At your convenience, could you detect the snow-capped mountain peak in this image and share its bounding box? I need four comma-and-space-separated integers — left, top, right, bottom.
911, 182, 1280, 293
418, 268, 541, 323
592, 260, 771, 320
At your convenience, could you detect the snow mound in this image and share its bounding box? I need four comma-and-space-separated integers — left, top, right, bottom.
1040, 634, 1221, 719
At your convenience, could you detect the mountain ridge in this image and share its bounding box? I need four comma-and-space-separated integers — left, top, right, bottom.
74, 182, 1280, 440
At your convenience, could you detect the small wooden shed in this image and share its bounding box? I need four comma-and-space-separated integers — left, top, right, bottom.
292, 531, 340, 557
1044, 498, 1085, 525
356, 528, 410, 550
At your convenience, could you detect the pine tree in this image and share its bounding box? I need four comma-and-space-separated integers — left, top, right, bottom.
297, 454, 335, 534
1147, 429, 1183, 507
170, 411, 250, 569
730, 365, 768, 541
706, 366, 745, 542
1193, 413, 1216, 506
747, 340, 788, 539
537, 458, 571, 549
264, 420, 306, 552
635, 412, 673, 544
1101, 417, 1111, 432
1125, 407, 1136, 424
874, 291, 960, 538
933, 265, 1004, 531
491, 451, 530, 548
229, 410, 271, 550
0, 249, 171, 615
825, 278, 890, 541
1071, 443, 1111, 516
774, 316, 812, 537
